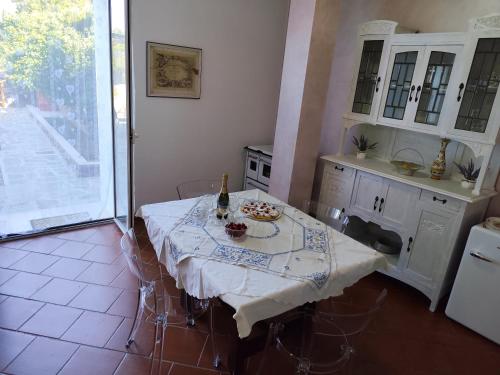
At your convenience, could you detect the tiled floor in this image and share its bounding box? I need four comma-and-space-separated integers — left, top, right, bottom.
0, 222, 498, 375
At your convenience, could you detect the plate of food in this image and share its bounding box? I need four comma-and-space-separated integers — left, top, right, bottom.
240, 201, 282, 221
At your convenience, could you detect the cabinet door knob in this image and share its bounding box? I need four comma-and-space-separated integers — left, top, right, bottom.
375, 76, 381, 92
373, 196, 379, 211
407, 237, 413, 252
408, 85, 416, 101
334, 165, 344, 172
414, 85, 421, 102
457, 82, 464, 101
378, 198, 385, 213
432, 196, 447, 204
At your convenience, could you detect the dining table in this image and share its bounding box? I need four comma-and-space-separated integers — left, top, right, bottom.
136, 189, 387, 373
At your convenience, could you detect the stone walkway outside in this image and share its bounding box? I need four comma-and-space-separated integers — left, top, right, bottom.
0, 108, 107, 235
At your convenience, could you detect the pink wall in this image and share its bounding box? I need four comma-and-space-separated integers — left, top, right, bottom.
270, 0, 340, 207
317, 0, 500, 215
269, 0, 317, 203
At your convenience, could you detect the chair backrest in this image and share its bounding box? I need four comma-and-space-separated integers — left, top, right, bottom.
120, 228, 155, 284
302, 200, 349, 233
176, 179, 219, 200
320, 288, 388, 338
272, 310, 353, 374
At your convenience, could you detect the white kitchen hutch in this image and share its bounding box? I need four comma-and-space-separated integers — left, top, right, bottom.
318, 14, 500, 310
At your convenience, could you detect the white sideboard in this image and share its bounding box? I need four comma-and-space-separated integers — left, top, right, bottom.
318, 156, 490, 311
315, 15, 500, 310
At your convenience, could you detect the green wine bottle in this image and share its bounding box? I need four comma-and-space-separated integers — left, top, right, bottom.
216, 173, 229, 219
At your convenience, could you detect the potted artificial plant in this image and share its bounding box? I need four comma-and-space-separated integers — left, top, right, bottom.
454, 159, 480, 189
352, 135, 377, 159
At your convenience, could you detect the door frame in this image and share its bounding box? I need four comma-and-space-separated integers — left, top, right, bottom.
109, 0, 134, 232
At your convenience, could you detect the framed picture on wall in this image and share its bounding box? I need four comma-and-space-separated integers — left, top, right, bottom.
146, 42, 202, 99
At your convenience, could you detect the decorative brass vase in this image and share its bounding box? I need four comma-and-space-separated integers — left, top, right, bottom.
431, 138, 450, 180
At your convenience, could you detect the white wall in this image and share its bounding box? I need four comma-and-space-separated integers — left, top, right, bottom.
130, 0, 289, 208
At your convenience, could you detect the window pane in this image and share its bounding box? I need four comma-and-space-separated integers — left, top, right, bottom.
383, 51, 417, 120
415, 51, 455, 126
455, 38, 500, 133
352, 40, 384, 115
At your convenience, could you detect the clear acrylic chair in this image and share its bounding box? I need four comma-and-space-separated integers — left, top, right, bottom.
120, 229, 187, 374
302, 200, 349, 233
257, 310, 354, 375
318, 288, 387, 339
176, 179, 219, 325
176, 179, 219, 200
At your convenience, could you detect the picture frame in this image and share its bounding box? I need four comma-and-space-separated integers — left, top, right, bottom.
146, 42, 202, 99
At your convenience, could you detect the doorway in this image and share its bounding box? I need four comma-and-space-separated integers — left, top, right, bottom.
0, 0, 132, 239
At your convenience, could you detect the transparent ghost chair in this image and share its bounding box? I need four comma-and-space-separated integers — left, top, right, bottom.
176, 179, 220, 200
120, 229, 189, 374
257, 310, 354, 375
302, 200, 349, 233
317, 288, 388, 356
176, 179, 220, 325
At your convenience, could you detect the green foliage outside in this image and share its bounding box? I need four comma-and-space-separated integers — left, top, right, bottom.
0, 0, 99, 160
0, 0, 95, 107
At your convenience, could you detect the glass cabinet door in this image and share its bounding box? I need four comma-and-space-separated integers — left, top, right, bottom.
414, 51, 456, 126
382, 50, 418, 120
352, 40, 384, 115
454, 38, 500, 133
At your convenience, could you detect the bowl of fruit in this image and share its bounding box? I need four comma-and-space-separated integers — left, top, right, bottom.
225, 222, 248, 240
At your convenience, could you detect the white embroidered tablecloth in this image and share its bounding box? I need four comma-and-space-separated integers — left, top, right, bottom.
137, 189, 387, 338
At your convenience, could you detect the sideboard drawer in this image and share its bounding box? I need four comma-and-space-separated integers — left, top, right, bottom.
326, 162, 354, 178
420, 190, 463, 212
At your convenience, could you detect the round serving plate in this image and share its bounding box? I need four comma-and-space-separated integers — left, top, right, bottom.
245, 212, 282, 222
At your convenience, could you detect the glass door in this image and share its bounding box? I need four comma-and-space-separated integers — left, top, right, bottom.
378, 46, 424, 127
452, 38, 500, 137
351, 39, 385, 117
0, 0, 115, 238
110, 0, 132, 231
411, 46, 462, 131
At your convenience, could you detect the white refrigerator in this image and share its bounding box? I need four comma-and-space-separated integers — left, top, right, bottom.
446, 224, 500, 344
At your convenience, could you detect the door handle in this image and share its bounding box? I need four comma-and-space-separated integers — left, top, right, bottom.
470, 251, 500, 265
375, 76, 381, 92
407, 237, 413, 252
408, 85, 416, 101
373, 196, 379, 211
414, 85, 421, 102
457, 82, 464, 101
378, 198, 385, 213
334, 166, 344, 172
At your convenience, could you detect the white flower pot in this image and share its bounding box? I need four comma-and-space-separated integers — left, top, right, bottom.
461, 180, 476, 189
356, 152, 366, 160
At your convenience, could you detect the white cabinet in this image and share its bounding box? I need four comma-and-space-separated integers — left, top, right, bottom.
318, 162, 355, 214
318, 158, 489, 312
350, 171, 419, 231
346, 21, 406, 124
380, 179, 419, 229
350, 171, 384, 219
378, 44, 463, 133
350, 16, 500, 145
403, 200, 457, 295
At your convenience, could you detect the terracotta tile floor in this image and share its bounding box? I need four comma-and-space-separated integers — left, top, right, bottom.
0, 222, 498, 375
